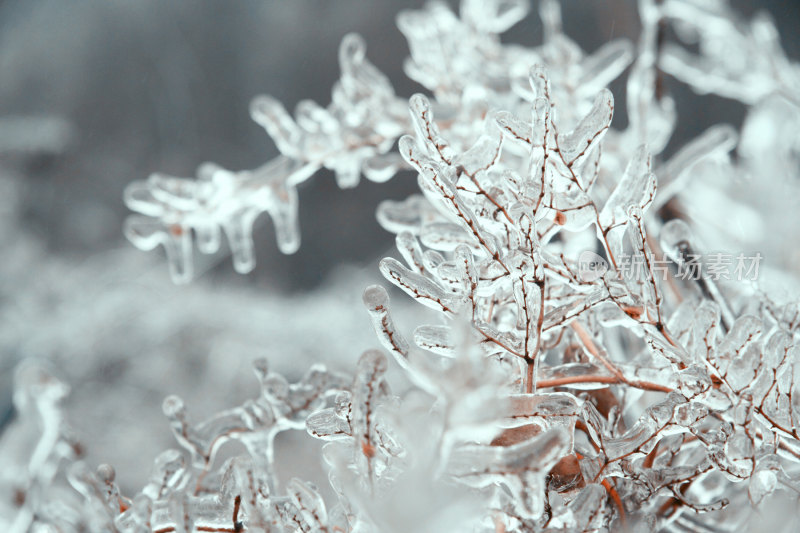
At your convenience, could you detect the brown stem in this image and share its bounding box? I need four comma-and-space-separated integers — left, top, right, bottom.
570, 321, 673, 394
536, 374, 671, 393
525, 358, 535, 393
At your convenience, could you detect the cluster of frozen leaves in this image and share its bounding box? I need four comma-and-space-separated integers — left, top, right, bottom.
6, 0, 800, 531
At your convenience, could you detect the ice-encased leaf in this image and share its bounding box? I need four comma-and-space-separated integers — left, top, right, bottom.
412, 165, 504, 260
376, 194, 439, 235
455, 123, 504, 177
351, 350, 393, 482
420, 221, 473, 252
115, 494, 153, 533
337, 33, 396, 107
749, 466, 778, 506
413, 324, 456, 356
123, 218, 190, 282
67, 463, 127, 527
495, 110, 533, 147
306, 391, 353, 441
711, 315, 762, 376
510, 273, 543, 360
578, 39, 634, 94
598, 146, 655, 250
677, 365, 712, 397
551, 484, 608, 530
141, 449, 189, 501
546, 190, 597, 232
460, 0, 529, 34
250, 95, 303, 158
654, 124, 738, 209
506, 393, 579, 426
285, 478, 329, 532
542, 288, 609, 332
363, 153, 406, 183
448, 427, 570, 518
408, 94, 455, 164
673, 401, 708, 427
380, 257, 464, 314
747, 455, 781, 506
363, 283, 414, 366
604, 392, 685, 460
557, 89, 614, 166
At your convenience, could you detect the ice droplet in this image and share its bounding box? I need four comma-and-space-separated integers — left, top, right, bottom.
162, 395, 185, 419
363, 284, 389, 309
96, 464, 116, 484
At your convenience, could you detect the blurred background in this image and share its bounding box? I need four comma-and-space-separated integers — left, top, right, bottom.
0, 0, 797, 491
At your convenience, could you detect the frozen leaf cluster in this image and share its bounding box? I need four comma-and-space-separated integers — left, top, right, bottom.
123, 33, 408, 283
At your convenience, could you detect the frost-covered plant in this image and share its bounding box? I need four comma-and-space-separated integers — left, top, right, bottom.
5, 0, 800, 531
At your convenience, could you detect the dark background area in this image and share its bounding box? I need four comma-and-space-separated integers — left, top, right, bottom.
0, 0, 797, 291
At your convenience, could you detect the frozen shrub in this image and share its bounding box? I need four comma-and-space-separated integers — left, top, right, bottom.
5, 0, 800, 532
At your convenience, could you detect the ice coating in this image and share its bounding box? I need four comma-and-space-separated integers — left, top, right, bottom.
11, 0, 800, 530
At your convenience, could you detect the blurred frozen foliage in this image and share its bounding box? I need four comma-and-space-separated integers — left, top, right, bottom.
0, 0, 431, 488
0, 112, 417, 496
1, 0, 800, 532
0, 161, 414, 493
